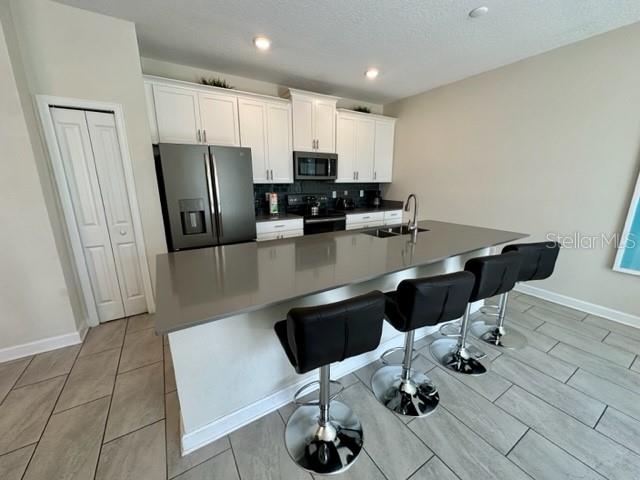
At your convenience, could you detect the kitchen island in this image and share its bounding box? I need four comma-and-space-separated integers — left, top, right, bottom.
155, 220, 526, 454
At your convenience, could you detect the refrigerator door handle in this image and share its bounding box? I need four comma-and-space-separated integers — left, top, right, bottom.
210, 151, 223, 238
204, 153, 219, 236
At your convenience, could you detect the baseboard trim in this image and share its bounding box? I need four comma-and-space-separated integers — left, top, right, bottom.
180, 300, 484, 455
514, 284, 640, 329
0, 330, 85, 363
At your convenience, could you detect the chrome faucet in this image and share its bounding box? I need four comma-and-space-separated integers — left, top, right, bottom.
405, 194, 418, 232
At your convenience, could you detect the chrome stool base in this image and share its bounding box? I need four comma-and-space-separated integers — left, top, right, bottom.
470, 321, 527, 350
430, 338, 487, 376
371, 365, 439, 417
284, 401, 363, 475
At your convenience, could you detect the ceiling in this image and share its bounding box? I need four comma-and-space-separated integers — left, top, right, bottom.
56, 0, 640, 103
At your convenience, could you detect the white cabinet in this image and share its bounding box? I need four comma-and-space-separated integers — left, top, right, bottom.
153, 84, 201, 144
336, 109, 396, 183
345, 211, 384, 230
256, 218, 304, 241
289, 89, 338, 153
374, 118, 395, 182
239, 97, 293, 184
266, 102, 293, 183
198, 91, 240, 146
151, 80, 240, 146
383, 210, 403, 226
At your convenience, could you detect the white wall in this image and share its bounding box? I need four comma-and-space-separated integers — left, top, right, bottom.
141, 56, 384, 114
9, 0, 167, 285
384, 22, 640, 319
0, 16, 80, 354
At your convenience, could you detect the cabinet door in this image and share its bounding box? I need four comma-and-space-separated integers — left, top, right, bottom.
355, 117, 375, 182
314, 99, 336, 153
291, 95, 314, 151
335, 115, 356, 182
153, 84, 201, 144
374, 119, 395, 182
238, 98, 268, 183
266, 102, 293, 183
199, 92, 240, 146
144, 82, 159, 144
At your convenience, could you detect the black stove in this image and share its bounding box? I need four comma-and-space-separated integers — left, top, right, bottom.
286, 194, 347, 235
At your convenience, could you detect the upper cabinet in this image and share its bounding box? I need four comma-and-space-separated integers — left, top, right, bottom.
288, 89, 338, 153
336, 110, 396, 183
143, 81, 159, 144
151, 81, 240, 146
238, 97, 293, 184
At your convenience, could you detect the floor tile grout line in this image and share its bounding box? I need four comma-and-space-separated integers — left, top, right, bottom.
116, 359, 164, 377
538, 323, 635, 368
563, 365, 580, 385
590, 407, 640, 456
6, 372, 69, 393
600, 330, 612, 344
493, 343, 578, 385
505, 426, 530, 457
3, 355, 36, 402
593, 405, 608, 430
403, 454, 433, 480
0, 442, 37, 459
52, 393, 113, 416
92, 324, 126, 480
525, 422, 624, 479
227, 431, 244, 480
166, 445, 233, 480
19, 343, 83, 479
489, 367, 605, 429
491, 383, 516, 406
102, 418, 166, 447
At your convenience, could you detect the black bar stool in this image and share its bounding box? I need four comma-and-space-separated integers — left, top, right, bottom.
371, 272, 475, 417
274, 291, 385, 475
430, 252, 522, 375
471, 241, 560, 349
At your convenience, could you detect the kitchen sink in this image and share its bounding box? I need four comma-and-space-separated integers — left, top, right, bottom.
361, 225, 429, 238
388, 225, 429, 235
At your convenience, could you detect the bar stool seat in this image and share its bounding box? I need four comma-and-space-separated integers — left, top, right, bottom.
430, 252, 522, 375
470, 241, 560, 349
274, 291, 385, 475
372, 272, 475, 416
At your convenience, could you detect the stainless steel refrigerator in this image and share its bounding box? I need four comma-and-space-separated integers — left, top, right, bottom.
155, 144, 256, 251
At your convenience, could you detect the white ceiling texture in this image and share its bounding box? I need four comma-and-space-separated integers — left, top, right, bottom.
56, 0, 640, 103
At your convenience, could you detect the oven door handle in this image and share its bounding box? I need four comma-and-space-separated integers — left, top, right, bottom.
305, 217, 346, 224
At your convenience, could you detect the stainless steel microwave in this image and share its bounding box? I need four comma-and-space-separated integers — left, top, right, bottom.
293, 151, 338, 180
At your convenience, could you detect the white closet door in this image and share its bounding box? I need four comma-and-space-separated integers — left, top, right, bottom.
51, 108, 125, 322
86, 112, 147, 316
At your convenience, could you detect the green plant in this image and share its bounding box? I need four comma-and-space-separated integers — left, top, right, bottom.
353, 106, 371, 114
200, 77, 234, 89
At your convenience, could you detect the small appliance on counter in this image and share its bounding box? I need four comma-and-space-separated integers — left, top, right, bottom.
366, 189, 383, 208
286, 194, 346, 235
335, 197, 356, 210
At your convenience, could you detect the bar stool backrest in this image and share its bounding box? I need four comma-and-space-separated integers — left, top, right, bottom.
285, 291, 385, 374
465, 251, 522, 302
390, 272, 475, 331
503, 241, 560, 282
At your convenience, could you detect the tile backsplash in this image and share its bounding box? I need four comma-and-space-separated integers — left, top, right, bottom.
254, 181, 380, 213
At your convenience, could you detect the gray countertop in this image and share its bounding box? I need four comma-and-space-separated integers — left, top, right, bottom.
154, 220, 527, 333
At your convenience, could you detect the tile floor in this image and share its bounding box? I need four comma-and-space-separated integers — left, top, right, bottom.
1, 293, 640, 479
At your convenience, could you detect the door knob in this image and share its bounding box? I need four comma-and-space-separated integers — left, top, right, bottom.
120, 229, 126, 236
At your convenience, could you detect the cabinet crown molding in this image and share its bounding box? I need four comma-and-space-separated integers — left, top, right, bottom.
336, 108, 396, 122
285, 88, 340, 102
143, 74, 290, 105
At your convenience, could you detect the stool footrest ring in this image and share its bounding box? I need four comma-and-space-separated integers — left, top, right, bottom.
380, 347, 418, 366
293, 379, 344, 406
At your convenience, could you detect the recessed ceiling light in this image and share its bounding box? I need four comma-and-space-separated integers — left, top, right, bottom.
365, 68, 379, 79
469, 6, 489, 18
253, 36, 271, 51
